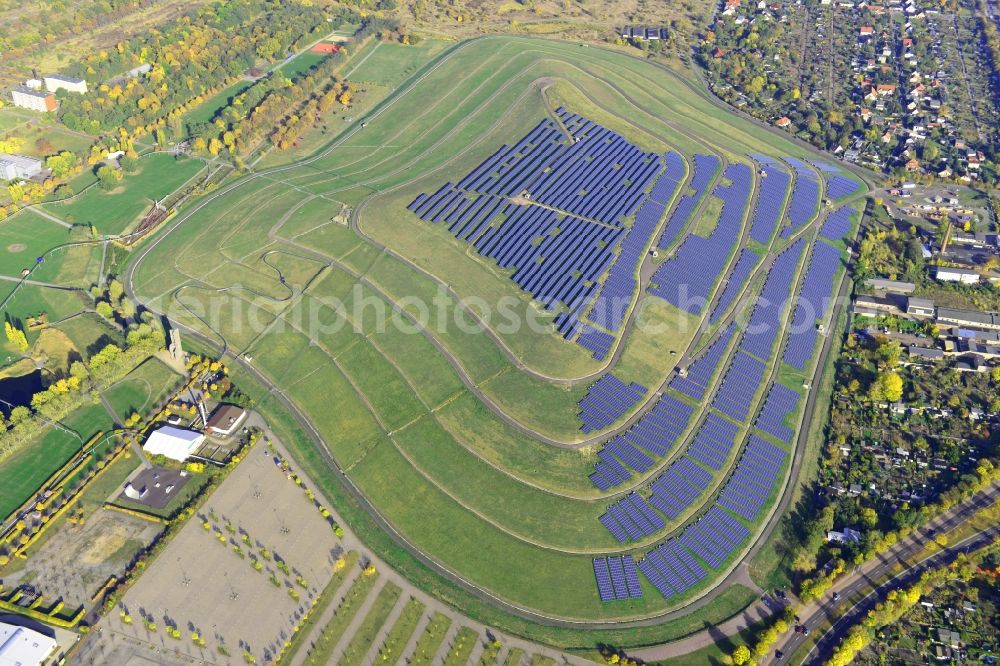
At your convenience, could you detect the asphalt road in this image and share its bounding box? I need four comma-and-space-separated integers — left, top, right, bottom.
768, 481, 1000, 665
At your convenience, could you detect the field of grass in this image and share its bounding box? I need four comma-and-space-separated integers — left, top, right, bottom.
373, 596, 425, 663
279, 51, 330, 78
183, 80, 254, 127
409, 612, 452, 666
347, 40, 450, 87
42, 153, 205, 235
102, 357, 183, 421
129, 34, 860, 632
0, 402, 113, 519
442, 626, 479, 666
303, 571, 381, 665
336, 582, 402, 665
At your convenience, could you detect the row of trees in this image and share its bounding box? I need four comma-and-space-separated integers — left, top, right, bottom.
189, 52, 352, 157
56, 0, 330, 145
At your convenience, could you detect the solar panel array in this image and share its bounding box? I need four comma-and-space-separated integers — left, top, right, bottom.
783, 241, 841, 370
780, 158, 821, 238
636, 538, 707, 600
409, 111, 690, 345
600, 492, 666, 543
678, 505, 751, 569
749, 158, 791, 244
408, 189, 623, 340
576, 325, 615, 361
738, 239, 805, 360
686, 413, 740, 471
585, 154, 684, 336
656, 154, 720, 250
670, 323, 736, 400
754, 382, 801, 444
593, 556, 643, 601
717, 435, 788, 522
649, 163, 753, 314
809, 160, 861, 200
648, 455, 713, 519
709, 248, 760, 324
589, 394, 694, 490
820, 206, 853, 241
711, 351, 767, 422
579, 374, 648, 433
532, 109, 663, 225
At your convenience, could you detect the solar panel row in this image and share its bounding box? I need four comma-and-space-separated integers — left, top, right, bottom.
670, 323, 736, 400
649, 162, 753, 314
783, 241, 842, 370
709, 248, 761, 324
588, 394, 695, 490
717, 435, 788, 522
600, 492, 666, 543
780, 158, 821, 238
749, 157, 791, 244
820, 206, 853, 241
579, 374, 648, 433
593, 555, 643, 601
584, 153, 683, 337
754, 382, 801, 444
655, 154, 720, 250
738, 239, 806, 361
711, 351, 767, 422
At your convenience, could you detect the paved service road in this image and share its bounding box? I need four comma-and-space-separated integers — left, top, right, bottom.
768, 482, 1000, 665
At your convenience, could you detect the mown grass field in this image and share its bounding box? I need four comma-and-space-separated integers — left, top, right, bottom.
0, 402, 113, 519
130, 34, 860, 631
42, 153, 205, 235
102, 357, 183, 421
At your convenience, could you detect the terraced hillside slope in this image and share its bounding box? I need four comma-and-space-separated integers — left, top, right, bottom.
127, 35, 868, 637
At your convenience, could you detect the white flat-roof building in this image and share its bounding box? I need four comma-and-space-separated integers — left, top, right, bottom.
43, 74, 87, 94
10, 87, 56, 113
935, 266, 980, 284
143, 426, 205, 462
0, 153, 43, 181
0, 622, 57, 666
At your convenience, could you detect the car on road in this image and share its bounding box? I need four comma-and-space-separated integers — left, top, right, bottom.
832, 592, 841, 601
794, 624, 810, 636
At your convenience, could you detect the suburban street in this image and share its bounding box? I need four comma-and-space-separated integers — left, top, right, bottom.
768, 481, 1000, 665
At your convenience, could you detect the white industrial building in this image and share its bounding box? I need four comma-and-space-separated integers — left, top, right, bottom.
0, 621, 57, 666
143, 426, 205, 462
10, 87, 56, 113
43, 74, 87, 94
0, 153, 43, 181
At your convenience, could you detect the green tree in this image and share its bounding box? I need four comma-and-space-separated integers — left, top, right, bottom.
96, 165, 122, 191
731, 645, 751, 666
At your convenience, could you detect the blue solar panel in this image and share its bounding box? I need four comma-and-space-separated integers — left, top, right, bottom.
783, 241, 842, 370
754, 382, 800, 443
710, 248, 760, 324
579, 374, 648, 433
711, 351, 767, 422
686, 413, 740, 471
656, 154, 720, 250
738, 239, 806, 360
820, 206, 853, 241
749, 157, 791, 244
717, 435, 788, 521
670, 323, 736, 400
649, 162, 753, 314
779, 158, 821, 238
588, 393, 694, 489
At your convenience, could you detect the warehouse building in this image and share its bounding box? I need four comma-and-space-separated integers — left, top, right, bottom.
934, 266, 981, 284
143, 426, 205, 462
0, 153, 43, 181
0, 621, 57, 666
